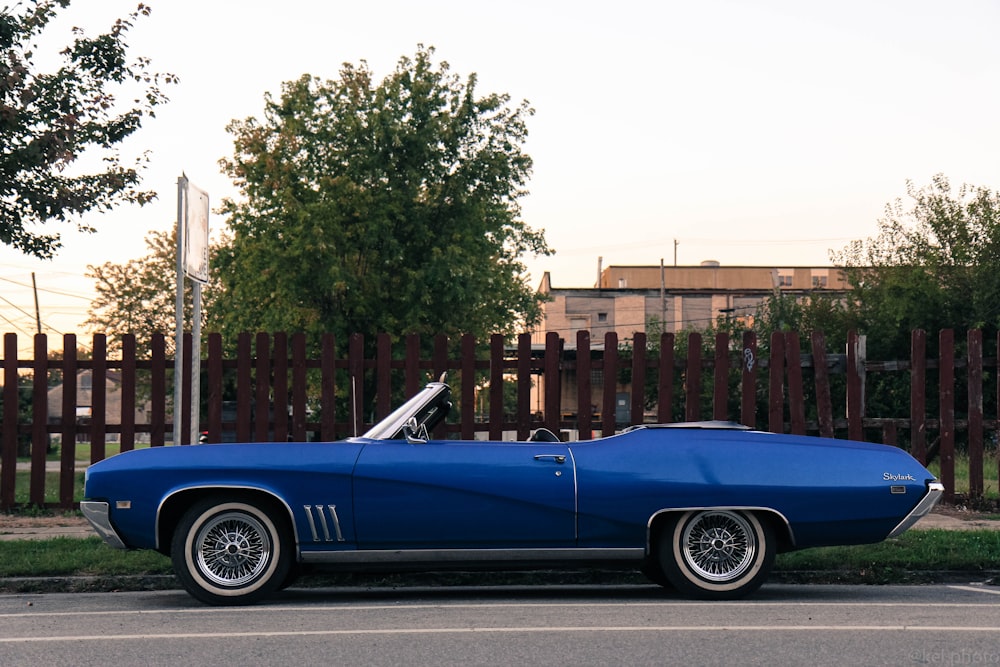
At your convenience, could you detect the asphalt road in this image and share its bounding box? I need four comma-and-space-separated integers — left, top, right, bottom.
1, 584, 999, 666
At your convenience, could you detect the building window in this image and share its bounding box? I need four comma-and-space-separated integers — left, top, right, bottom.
811, 269, 829, 288
597, 312, 608, 323
778, 269, 794, 288
591, 369, 603, 387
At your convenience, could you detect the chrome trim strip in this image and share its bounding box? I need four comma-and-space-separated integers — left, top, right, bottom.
645, 506, 796, 553
300, 547, 643, 565
80, 501, 127, 549
314, 504, 332, 541
303, 505, 320, 541
567, 447, 579, 542
155, 484, 300, 551
887, 481, 945, 538
327, 505, 345, 542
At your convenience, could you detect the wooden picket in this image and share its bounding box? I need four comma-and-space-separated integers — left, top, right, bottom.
1, 328, 998, 509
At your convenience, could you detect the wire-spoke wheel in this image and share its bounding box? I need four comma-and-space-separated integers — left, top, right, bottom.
172, 497, 291, 605
658, 509, 774, 599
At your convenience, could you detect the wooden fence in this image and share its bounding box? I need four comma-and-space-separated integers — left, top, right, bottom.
1, 328, 998, 509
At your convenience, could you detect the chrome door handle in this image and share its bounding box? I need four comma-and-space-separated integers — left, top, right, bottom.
534, 454, 566, 464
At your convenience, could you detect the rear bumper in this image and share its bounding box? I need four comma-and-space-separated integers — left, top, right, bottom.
886, 481, 945, 538
80, 500, 128, 549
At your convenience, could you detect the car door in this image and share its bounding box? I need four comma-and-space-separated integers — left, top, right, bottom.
352, 440, 576, 549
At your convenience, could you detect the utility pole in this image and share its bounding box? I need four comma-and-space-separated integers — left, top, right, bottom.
30, 272, 41, 334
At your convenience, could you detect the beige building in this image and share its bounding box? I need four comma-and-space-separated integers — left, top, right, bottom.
530, 262, 850, 427
534, 262, 849, 343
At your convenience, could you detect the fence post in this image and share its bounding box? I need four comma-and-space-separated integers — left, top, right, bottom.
150, 334, 166, 447
517, 333, 532, 440
348, 333, 364, 438
577, 330, 593, 440
90, 334, 107, 460
967, 329, 983, 498
939, 329, 955, 502
544, 332, 561, 434
768, 331, 785, 434
59, 334, 78, 507
910, 330, 926, 462
489, 334, 504, 441
461, 334, 476, 440
740, 331, 756, 428
181, 332, 192, 445
405, 334, 420, 398
632, 332, 647, 426
29, 334, 47, 506
121, 334, 136, 452
0, 334, 15, 508
602, 332, 618, 436
846, 331, 864, 441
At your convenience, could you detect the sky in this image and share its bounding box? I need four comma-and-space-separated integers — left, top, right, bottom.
2, 0, 1000, 351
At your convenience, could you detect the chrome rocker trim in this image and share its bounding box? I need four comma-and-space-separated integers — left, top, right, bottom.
80, 500, 127, 549
300, 547, 644, 565
887, 481, 945, 538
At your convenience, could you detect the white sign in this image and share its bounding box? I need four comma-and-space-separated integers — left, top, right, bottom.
183, 180, 210, 283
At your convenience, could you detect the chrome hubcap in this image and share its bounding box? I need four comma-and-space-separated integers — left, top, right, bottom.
682, 511, 756, 581
195, 512, 271, 587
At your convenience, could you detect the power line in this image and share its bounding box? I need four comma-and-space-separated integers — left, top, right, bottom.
0, 274, 94, 300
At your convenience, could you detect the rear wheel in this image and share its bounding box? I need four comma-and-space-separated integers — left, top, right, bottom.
658, 509, 774, 599
171, 497, 291, 605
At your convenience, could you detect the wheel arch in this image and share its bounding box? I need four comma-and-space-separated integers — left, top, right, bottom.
156, 485, 299, 554
646, 506, 796, 558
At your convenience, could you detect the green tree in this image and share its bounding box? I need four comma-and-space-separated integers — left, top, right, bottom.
832, 174, 1000, 358
85, 228, 204, 355
0, 1, 174, 258
208, 46, 550, 352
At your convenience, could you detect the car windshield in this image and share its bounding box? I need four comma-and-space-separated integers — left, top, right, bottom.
361, 382, 451, 440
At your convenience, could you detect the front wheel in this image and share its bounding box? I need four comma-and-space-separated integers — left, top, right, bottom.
171, 497, 291, 605
658, 509, 774, 600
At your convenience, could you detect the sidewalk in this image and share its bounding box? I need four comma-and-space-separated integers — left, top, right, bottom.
2, 507, 998, 542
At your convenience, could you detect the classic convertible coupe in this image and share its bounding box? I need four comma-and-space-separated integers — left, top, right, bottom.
82, 380, 942, 605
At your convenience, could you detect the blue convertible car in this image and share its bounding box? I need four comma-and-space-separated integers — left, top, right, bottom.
82, 380, 942, 605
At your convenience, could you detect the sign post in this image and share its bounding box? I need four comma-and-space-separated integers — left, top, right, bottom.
175, 174, 210, 446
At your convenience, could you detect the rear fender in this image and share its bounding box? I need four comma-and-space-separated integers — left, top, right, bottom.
646, 507, 796, 556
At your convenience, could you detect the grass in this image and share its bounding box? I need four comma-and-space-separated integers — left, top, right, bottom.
12, 471, 85, 506
774, 529, 1000, 581
0, 537, 171, 577
0, 530, 996, 583
926, 451, 1000, 502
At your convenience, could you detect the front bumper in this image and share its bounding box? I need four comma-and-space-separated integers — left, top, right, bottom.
80, 500, 128, 549
886, 481, 945, 538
